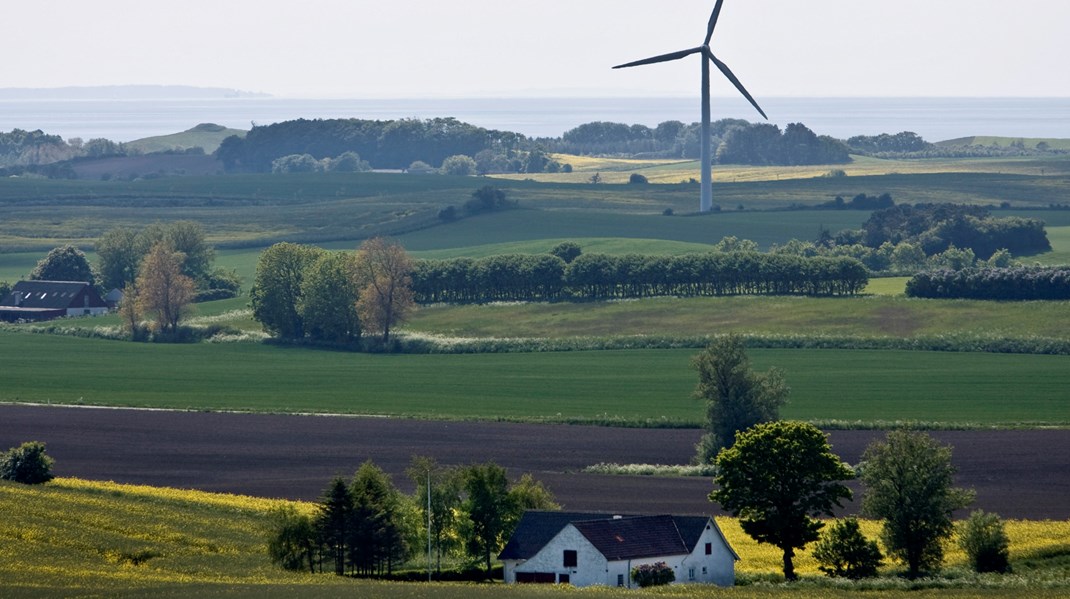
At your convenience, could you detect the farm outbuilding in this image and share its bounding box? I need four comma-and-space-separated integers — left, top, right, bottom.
500, 511, 737, 588
0, 280, 109, 322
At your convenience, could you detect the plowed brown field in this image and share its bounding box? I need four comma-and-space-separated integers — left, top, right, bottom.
2, 405, 1067, 519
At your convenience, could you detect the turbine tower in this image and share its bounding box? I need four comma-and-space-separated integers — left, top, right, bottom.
614, 0, 767, 213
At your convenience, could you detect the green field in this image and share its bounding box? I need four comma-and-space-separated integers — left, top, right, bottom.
2, 333, 1067, 427
2, 478, 1068, 598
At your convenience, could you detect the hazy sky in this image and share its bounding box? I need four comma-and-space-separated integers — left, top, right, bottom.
6, 0, 1069, 98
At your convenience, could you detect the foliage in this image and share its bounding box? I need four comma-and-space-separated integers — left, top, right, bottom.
29, 245, 95, 286
813, 518, 883, 579
440, 154, 477, 176
136, 242, 196, 335
692, 334, 789, 462
96, 221, 216, 292
272, 153, 324, 173
712, 421, 854, 581
407, 456, 463, 573
906, 266, 1070, 300
860, 430, 975, 578
718, 122, 850, 166
631, 561, 675, 587
847, 132, 933, 155
352, 237, 415, 343
859, 204, 1050, 259
300, 252, 361, 343
412, 252, 868, 304
549, 241, 582, 264
464, 186, 515, 215
958, 510, 1011, 574
628, 173, 648, 184
316, 477, 354, 575
349, 461, 410, 576
328, 151, 372, 173
267, 505, 317, 572
0, 441, 54, 484
250, 243, 325, 339
462, 463, 514, 579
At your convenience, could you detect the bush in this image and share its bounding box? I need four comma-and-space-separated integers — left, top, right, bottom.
628, 173, 648, 184
0, 441, 55, 484
958, 510, 1011, 573
813, 518, 883, 579
631, 561, 675, 587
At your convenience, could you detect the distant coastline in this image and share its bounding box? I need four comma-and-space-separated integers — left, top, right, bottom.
0, 85, 270, 100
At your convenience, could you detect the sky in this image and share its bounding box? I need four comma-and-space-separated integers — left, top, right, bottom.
5, 0, 1070, 99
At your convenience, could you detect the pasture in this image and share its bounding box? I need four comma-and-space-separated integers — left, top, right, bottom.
1, 478, 1068, 598
1, 333, 1067, 427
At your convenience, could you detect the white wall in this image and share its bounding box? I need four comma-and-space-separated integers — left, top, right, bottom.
679, 521, 736, 586
513, 524, 609, 587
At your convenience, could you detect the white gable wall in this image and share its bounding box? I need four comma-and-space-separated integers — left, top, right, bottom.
679, 520, 736, 586
512, 524, 609, 586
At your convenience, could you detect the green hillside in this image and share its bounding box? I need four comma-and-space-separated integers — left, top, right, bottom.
936, 136, 1070, 150
124, 123, 247, 154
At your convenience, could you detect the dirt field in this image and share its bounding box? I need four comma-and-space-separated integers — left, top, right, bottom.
2, 405, 1067, 519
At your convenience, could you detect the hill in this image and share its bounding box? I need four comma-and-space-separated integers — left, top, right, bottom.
125, 123, 247, 154
936, 136, 1070, 151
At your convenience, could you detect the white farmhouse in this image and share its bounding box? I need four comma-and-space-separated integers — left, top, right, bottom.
0, 280, 110, 322
500, 511, 737, 588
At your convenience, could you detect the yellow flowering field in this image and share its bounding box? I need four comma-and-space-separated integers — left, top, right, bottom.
1, 478, 1068, 598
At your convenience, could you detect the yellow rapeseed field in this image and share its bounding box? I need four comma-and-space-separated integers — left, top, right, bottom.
1, 478, 1068, 597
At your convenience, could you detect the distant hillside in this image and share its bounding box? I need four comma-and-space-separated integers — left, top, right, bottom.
126, 123, 247, 154
936, 136, 1070, 150
0, 85, 269, 100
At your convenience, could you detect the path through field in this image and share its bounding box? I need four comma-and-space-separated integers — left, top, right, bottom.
2, 405, 1067, 519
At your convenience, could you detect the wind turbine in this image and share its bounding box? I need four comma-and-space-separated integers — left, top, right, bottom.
614, 0, 767, 212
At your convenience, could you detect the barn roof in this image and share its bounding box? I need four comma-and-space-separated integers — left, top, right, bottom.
2, 280, 105, 310
572, 515, 690, 561
499, 511, 623, 561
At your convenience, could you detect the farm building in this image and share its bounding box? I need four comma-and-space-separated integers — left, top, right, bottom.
499, 511, 737, 588
0, 280, 109, 322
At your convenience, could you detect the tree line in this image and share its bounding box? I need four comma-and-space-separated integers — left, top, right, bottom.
268, 459, 557, 580
905, 266, 1070, 300
413, 252, 869, 303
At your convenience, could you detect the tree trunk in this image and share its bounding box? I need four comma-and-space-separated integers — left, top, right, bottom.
782, 546, 797, 581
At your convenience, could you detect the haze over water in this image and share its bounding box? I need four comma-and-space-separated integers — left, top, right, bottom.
2, 96, 1069, 144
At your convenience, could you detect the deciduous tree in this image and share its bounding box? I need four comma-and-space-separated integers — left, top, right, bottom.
301, 252, 361, 343
250, 243, 325, 339
0, 441, 55, 484
711, 421, 853, 581
692, 334, 789, 463
407, 456, 462, 573
860, 430, 974, 578
463, 463, 515, 579
29, 245, 95, 286
135, 242, 195, 335
352, 237, 414, 344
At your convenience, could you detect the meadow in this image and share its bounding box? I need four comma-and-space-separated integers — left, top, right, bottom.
1, 333, 1067, 427
1, 478, 1068, 598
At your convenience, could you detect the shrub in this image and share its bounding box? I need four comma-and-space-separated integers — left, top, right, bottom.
629, 173, 648, 184
958, 510, 1011, 573
813, 518, 883, 579
0, 441, 55, 484
631, 561, 675, 587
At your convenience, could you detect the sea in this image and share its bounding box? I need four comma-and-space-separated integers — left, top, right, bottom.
2, 96, 1069, 144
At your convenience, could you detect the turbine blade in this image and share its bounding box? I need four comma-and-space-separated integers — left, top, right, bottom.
613, 47, 703, 69
708, 52, 768, 119
705, 0, 726, 45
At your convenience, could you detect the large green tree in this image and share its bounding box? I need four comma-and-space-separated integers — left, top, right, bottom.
463, 463, 515, 579
692, 334, 789, 463
95, 228, 142, 290
711, 421, 854, 581
860, 430, 974, 578
250, 243, 325, 339
29, 245, 95, 286
300, 252, 361, 343
407, 456, 462, 574
135, 242, 196, 335
316, 477, 354, 576
348, 461, 409, 576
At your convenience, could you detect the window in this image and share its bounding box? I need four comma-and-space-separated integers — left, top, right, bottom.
705, 542, 712, 555
617, 574, 625, 587
702, 566, 707, 575
558, 574, 570, 584
688, 567, 695, 580
563, 550, 577, 568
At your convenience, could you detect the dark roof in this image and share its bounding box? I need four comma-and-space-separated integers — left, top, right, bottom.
1, 280, 105, 310
573, 515, 690, 561
499, 511, 720, 562
499, 511, 626, 560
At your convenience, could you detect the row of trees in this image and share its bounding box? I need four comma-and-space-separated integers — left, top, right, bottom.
413, 252, 869, 303
906, 266, 1070, 300
250, 238, 414, 344
268, 459, 557, 579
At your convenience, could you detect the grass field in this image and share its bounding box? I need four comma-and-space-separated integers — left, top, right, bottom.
2, 478, 1068, 598
1, 333, 1067, 427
